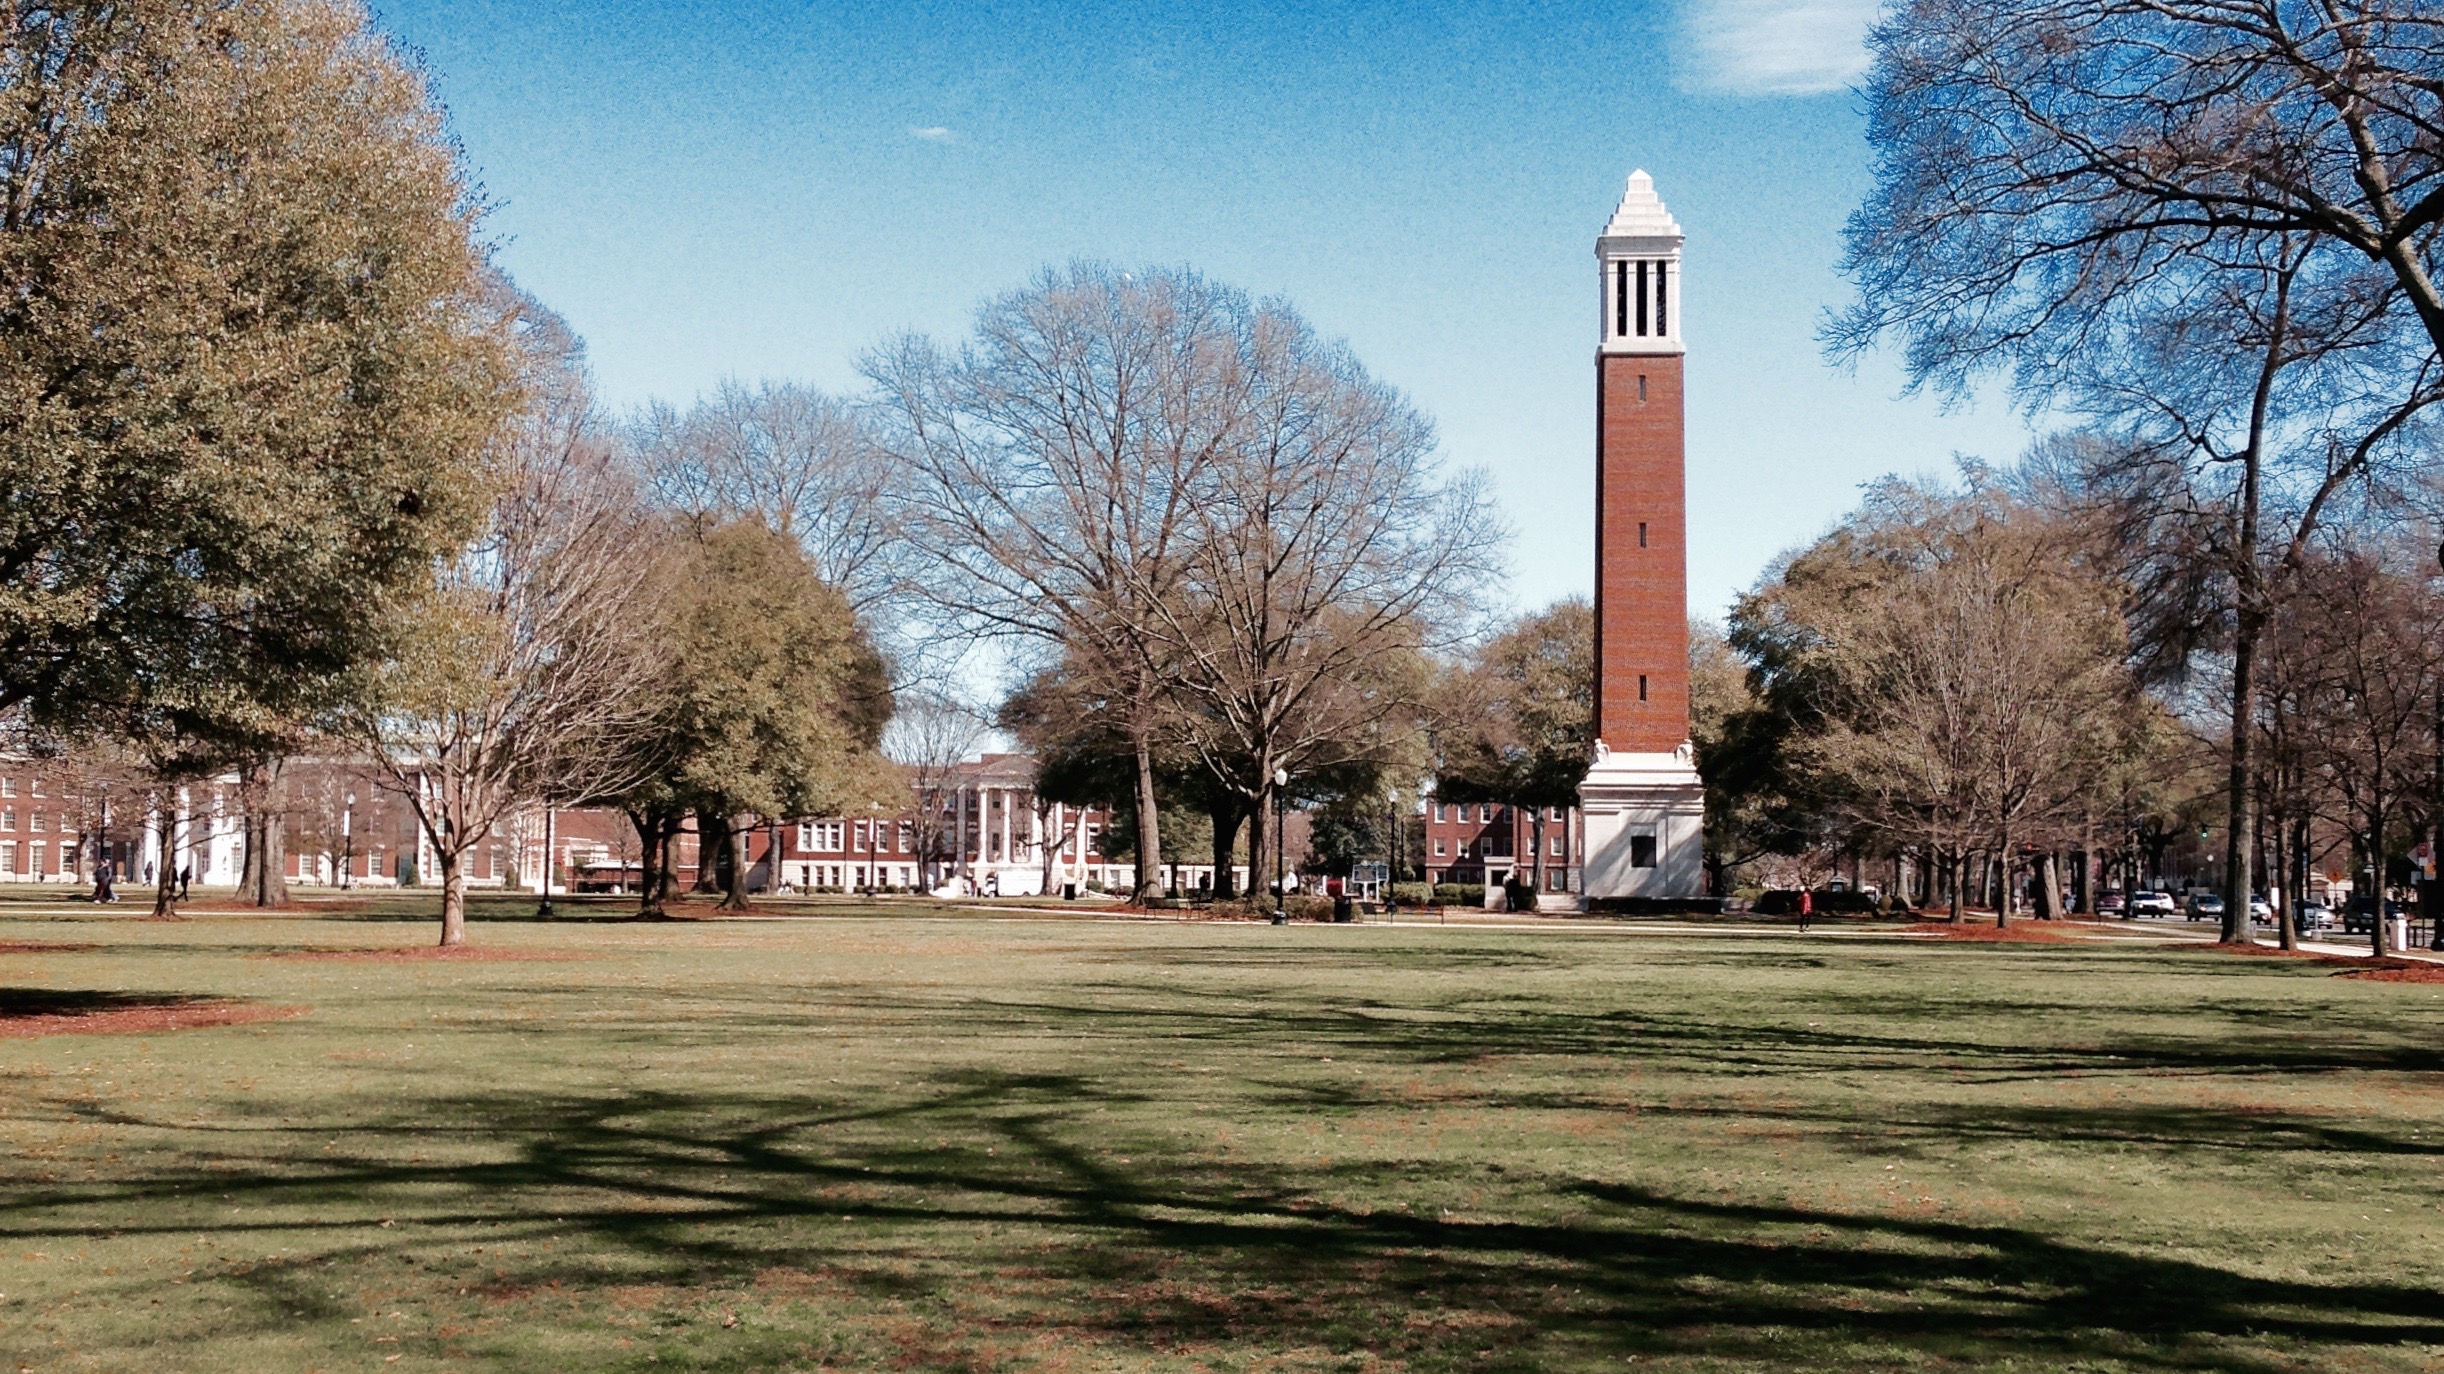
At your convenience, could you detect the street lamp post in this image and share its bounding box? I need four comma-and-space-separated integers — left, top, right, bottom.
341, 792, 355, 891
537, 803, 556, 919
1271, 766, 1289, 925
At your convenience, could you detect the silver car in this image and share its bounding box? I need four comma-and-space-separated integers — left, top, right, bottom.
2129, 890, 2177, 917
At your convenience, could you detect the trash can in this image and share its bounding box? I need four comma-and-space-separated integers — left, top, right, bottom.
1063, 882, 1078, 901
2391, 914, 2409, 951
1333, 895, 1353, 923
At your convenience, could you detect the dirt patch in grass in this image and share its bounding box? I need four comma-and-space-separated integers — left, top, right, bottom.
1903, 921, 2071, 943
260, 945, 579, 963
0, 941, 96, 954
0, 989, 303, 1038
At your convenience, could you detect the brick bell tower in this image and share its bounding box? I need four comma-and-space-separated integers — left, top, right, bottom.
1579, 170, 1709, 907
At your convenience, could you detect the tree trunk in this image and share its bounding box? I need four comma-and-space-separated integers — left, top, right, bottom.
2430, 684, 2444, 949
1995, 823, 2012, 929
2223, 606, 2260, 944
1248, 782, 1273, 907
693, 811, 725, 893
253, 803, 289, 908
2033, 851, 2063, 921
1948, 849, 1964, 923
628, 808, 663, 917
1129, 733, 1164, 905
150, 794, 180, 919
720, 822, 751, 911
1210, 803, 1241, 899
238, 812, 260, 898
438, 849, 467, 947
2368, 811, 2390, 958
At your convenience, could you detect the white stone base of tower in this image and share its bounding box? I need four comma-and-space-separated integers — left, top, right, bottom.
1578, 743, 1710, 908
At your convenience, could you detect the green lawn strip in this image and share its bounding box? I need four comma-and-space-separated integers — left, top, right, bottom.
0, 910, 2438, 1371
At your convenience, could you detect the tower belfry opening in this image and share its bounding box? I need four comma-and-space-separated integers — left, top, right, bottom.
1578, 169, 1710, 909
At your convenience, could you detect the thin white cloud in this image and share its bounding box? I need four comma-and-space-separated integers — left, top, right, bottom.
1685, 0, 1877, 96
907, 125, 955, 141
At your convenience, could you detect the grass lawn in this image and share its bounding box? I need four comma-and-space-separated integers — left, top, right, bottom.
0, 890, 2439, 1372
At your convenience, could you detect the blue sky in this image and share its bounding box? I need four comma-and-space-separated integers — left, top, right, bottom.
376, 0, 2034, 619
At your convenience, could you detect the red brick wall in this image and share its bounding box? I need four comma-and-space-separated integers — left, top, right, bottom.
1594, 352, 1690, 752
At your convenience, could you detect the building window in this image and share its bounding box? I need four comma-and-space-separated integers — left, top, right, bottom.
27, 811, 42, 832
1635, 260, 1650, 335
0, 777, 12, 797
820, 821, 844, 852
1638, 521, 1648, 548
898, 822, 913, 853
797, 823, 816, 850
1435, 838, 1448, 857
28, 842, 43, 874
1631, 834, 1657, 868
1432, 802, 1445, 822
1656, 262, 1668, 335
27, 776, 41, 797
1615, 259, 1628, 337
1639, 674, 1649, 702
0, 808, 13, 832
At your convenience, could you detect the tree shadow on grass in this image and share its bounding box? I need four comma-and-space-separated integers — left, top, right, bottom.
6, 1073, 2436, 1371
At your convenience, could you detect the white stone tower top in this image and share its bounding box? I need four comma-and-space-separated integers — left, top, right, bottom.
1597, 170, 1683, 355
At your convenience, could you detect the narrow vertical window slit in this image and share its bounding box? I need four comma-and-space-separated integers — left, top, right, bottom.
1635, 261, 1650, 335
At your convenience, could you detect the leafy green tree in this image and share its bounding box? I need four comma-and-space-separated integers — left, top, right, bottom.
1434, 599, 1592, 891
635, 521, 896, 912
0, 0, 517, 742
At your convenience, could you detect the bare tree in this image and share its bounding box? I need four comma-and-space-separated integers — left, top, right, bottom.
882, 692, 988, 894
867, 264, 1262, 903
2288, 543, 2444, 955
1153, 312, 1502, 901
1739, 481, 2154, 925
632, 379, 909, 623
335, 302, 672, 946
1837, 0, 2444, 939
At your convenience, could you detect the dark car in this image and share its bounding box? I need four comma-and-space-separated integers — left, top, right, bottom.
2343, 897, 2404, 934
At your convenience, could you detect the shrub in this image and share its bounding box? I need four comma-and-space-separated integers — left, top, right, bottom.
1390, 882, 1434, 906
1432, 883, 1486, 907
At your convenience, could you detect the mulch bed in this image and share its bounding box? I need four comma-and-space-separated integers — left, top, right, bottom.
2339, 960, 2444, 984
2205, 943, 2444, 981
260, 945, 576, 963
0, 993, 304, 1039
1903, 921, 2072, 943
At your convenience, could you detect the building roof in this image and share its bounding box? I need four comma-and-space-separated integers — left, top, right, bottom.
1600, 169, 1682, 244
949, 752, 1036, 786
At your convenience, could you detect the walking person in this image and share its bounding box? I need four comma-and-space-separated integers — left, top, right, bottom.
177, 864, 191, 901
94, 858, 115, 904
1797, 886, 1813, 933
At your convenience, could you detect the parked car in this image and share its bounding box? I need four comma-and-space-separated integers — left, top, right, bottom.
2343, 897, 2404, 934
2129, 890, 2177, 917
2186, 891, 2226, 920
2095, 891, 2126, 915
2248, 896, 2274, 922
2296, 902, 2331, 932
